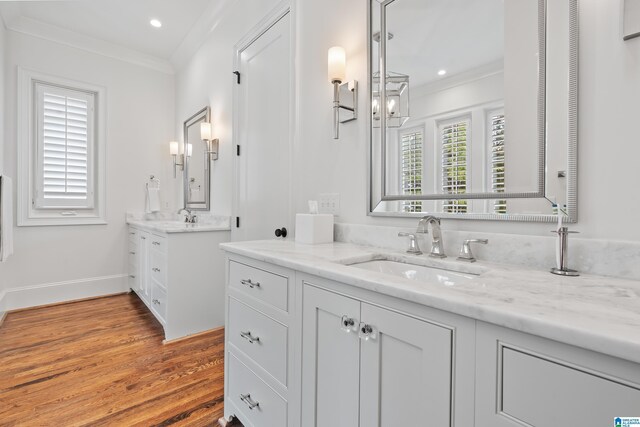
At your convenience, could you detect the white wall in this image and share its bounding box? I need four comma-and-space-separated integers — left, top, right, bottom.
0, 30, 175, 309
0, 19, 6, 314
173, 0, 282, 218
291, 0, 640, 242
176, 0, 640, 244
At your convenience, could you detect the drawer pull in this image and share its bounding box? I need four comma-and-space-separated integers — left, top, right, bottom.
129, 275, 136, 279
240, 331, 260, 344
129, 251, 136, 255
239, 393, 260, 410
129, 232, 136, 235
240, 279, 261, 289
152, 241, 161, 246
152, 299, 160, 305
141, 236, 146, 240
152, 267, 161, 272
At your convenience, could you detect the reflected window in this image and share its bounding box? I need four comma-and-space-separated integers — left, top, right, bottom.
490, 111, 506, 213
400, 130, 423, 212
440, 118, 469, 213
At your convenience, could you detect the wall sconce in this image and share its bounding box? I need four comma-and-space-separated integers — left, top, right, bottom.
372, 71, 410, 128
328, 46, 357, 139
170, 141, 184, 178
200, 122, 219, 161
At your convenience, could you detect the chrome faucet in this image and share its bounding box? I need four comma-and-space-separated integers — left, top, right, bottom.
177, 208, 197, 224
398, 232, 422, 255
416, 216, 446, 258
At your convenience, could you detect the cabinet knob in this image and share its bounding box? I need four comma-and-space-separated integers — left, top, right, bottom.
152, 299, 160, 305
152, 267, 161, 272
129, 251, 136, 255
358, 323, 377, 341
240, 331, 261, 344
141, 236, 146, 240
274, 227, 287, 238
340, 315, 357, 332
240, 279, 260, 289
152, 241, 161, 246
239, 393, 260, 410
129, 275, 136, 279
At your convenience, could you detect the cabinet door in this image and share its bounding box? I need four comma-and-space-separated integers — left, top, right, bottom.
360, 303, 453, 427
137, 231, 150, 303
302, 284, 361, 427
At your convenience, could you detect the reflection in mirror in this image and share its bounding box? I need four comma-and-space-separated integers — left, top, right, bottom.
369, 0, 577, 222
183, 106, 211, 210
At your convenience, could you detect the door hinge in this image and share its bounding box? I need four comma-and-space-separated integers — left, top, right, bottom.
236, 217, 240, 228
233, 71, 241, 84
236, 145, 241, 156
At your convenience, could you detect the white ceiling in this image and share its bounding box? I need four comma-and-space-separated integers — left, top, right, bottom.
0, 0, 213, 61
374, 0, 505, 87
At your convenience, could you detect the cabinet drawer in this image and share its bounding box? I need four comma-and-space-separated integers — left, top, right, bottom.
500, 347, 640, 426
149, 235, 167, 254
228, 352, 286, 427
128, 228, 138, 243
149, 249, 167, 289
228, 298, 288, 386
151, 284, 167, 324
229, 261, 288, 312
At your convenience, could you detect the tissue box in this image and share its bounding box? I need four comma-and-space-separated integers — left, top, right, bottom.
295, 214, 334, 244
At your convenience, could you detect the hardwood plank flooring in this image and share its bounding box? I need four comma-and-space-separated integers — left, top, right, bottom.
0, 293, 225, 426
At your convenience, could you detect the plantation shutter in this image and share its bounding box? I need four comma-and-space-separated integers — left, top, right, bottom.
400, 130, 423, 212
490, 113, 506, 213
35, 83, 95, 209
441, 119, 468, 213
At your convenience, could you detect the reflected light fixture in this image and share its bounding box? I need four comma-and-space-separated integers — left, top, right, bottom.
328, 46, 358, 139
170, 141, 184, 178
438, 69, 447, 76
200, 121, 219, 161
372, 71, 410, 128
150, 18, 162, 28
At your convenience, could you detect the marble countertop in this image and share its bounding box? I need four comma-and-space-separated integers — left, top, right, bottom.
127, 216, 231, 234
220, 240, 640, 364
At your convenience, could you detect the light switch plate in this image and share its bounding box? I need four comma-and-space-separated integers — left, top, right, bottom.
318, 193, 340, 215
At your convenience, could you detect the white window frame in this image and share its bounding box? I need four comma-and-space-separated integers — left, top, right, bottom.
487, 107, 506, 214
398, 125, 425, 213
437, 114, 471, 214
18, 68, 106, 226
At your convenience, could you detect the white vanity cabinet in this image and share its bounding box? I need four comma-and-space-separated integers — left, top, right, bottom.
223, 255, 298, 427
127, 225, 228, 341
302, 283, 454, 427
475, 322, 640, 427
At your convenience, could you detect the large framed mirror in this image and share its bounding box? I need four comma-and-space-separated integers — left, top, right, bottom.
183, 106, 211, 210
368, 0, 577, 222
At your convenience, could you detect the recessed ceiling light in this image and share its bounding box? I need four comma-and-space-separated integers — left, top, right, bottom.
438, 69, 447, 76
150, 19, 162, 28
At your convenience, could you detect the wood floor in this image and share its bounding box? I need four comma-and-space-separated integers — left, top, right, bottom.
0, 293, 225, 426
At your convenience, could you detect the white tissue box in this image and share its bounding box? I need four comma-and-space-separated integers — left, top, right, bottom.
295, 214, 334, 244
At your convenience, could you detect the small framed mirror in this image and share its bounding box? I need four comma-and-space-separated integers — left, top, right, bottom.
183, 106, 211, 210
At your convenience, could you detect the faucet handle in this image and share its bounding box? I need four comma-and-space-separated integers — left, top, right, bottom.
458, 239, 488, 263
398, 232, 422, 255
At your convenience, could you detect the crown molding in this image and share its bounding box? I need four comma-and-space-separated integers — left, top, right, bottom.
170, 0, 235, 70
4, 14, 174, 75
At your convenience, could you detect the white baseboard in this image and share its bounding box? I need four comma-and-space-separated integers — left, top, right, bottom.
0, 290, 6, 326
3, 274, 129, 312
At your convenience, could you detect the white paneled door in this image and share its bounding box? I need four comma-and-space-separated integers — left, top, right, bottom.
234, 10, 291, 241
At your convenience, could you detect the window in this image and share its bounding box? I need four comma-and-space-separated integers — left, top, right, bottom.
18, 69, 106, 226
400, 130, 423, 212
440, 118, 469, 213
490, 112, 506, 213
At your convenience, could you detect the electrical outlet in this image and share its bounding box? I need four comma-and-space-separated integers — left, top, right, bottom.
318, 193, 340, 215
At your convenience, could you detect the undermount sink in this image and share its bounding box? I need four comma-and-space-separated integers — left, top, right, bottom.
349, 259, 479, 286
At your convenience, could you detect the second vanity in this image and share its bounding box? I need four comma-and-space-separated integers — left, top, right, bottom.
220, 240, 640, 427
127, 215, 230, 341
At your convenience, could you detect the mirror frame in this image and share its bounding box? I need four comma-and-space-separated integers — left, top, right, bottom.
183, 106, 211, 211
367, 0, 578, 222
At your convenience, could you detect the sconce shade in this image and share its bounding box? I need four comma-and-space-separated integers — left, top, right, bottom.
200, 122, 212, 140
169, 141, 179, 156
328, 46, 346, 83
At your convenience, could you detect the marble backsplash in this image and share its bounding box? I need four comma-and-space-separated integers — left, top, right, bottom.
335, 223, 640, 281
